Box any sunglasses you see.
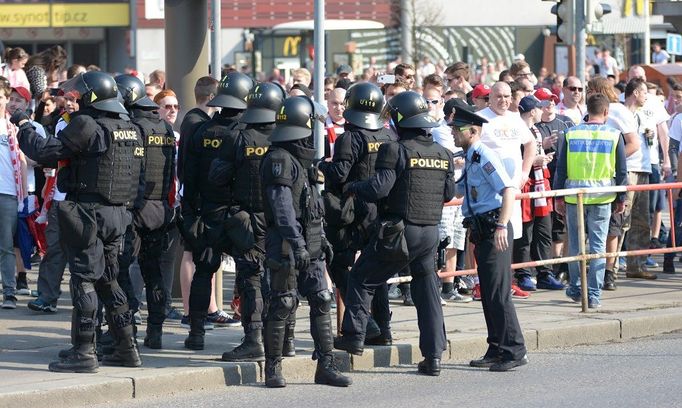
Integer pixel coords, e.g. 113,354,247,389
567,86,584,92
426,99,441,105
164,104,179,110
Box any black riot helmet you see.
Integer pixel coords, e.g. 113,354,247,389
386,91,439,129
207,72,255,110
60,71,127,115
343,82,385,130
240,82,287,124
270,96,317,142
114,74,158,110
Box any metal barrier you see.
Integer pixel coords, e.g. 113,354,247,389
386,181,682,313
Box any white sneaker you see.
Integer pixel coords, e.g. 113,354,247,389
441,291,473,304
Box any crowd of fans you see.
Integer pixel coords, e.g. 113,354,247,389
1,43,681,319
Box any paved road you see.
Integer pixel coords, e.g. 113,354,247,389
92,332,682,408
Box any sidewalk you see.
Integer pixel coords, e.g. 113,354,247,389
1,259,682,408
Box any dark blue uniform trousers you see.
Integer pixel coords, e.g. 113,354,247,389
341,223,446,359
475,224,526,360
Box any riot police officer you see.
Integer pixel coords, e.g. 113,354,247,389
181,71,254,350
209,82,286,361
115,74,179,350
13,72,144,372
260,96,351,388
334,91,455,377
451,103,528,372
318,82,395,345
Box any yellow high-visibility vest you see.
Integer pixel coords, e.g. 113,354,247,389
564,124,621,205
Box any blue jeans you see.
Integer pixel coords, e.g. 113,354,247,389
0,194,18,298
565,203,611,301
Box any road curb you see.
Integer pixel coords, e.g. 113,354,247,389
3,309,682,407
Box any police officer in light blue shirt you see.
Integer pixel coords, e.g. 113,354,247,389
451,100,529,372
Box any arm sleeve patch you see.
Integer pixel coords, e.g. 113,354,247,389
262,153,294,188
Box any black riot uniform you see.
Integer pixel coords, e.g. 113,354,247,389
318,82,395,345
181,71,254,350
334,91,456,377
208,82,285,362
13,72,144,373
260,96,352,388
114,74,179,350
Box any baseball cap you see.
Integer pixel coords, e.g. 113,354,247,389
336,64,352,76
472,84,491,99
11,87,31,102
533,87,559,107
518,95,541,114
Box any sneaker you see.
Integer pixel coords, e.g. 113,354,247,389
472,284,482,301
181,315,214,330
588,298,602,309
618,257,627,272
566,292,581,303
27,298,57,313
645,256,659,268
134,311,142,325
604,270,617,291
207,310,241,327
441,290,473,303
511,284,530,299
516,276,536,291
536,275,565,290
388,285,402,300
166,307,183,320
2,296,17,309
459,276,476,294
16,278,31,296
440,297,446,306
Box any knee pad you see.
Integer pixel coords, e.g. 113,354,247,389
308,290,332,317
70,278,97,317
267,294,297,321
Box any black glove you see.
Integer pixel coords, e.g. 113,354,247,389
10,109,30,126
322,237,334,266
293,246,310,271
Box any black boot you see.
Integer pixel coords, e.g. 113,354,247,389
315,354,352,387
282,316,296,357
184,312,206,350
49,310,98,373
663,258,676,274
401,284,414,306
310,313,352,387
365,319,392,346
264,320,286,388
102,324,142,367
604,270,617,291
365,316,381,341
144,323,163,349
222,328,265,362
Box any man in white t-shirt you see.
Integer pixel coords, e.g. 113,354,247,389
556,76,586,125
621,79,657,280
478,82,536,297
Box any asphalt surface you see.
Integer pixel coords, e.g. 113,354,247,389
91,332,682,408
